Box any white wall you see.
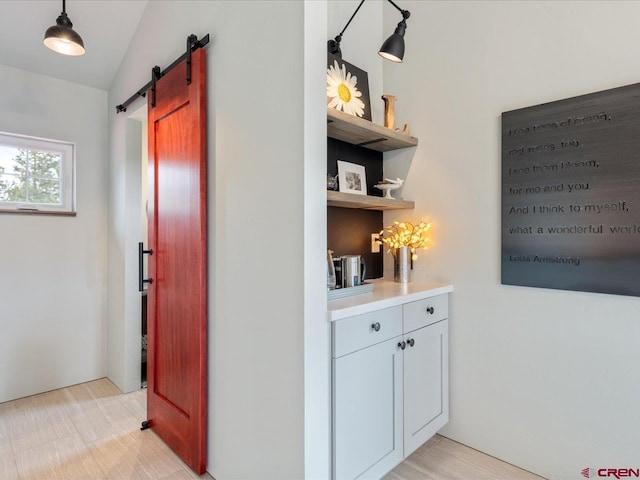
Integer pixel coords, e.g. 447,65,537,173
107,1,323,478
105,115,143,394
383,2,640,478
0,65,107,403
305,2,330,479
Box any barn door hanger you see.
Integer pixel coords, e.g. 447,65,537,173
115,33,210,113
150,66,161,108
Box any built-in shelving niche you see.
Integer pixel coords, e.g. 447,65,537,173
326,109,418,281
327,137,384,279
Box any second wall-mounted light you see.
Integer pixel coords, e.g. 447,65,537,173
327,0,411,63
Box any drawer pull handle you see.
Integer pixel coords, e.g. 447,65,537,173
408,338,415,347
371,322,381,332
426,306,435,315
398,341,406,350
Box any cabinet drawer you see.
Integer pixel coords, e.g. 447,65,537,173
403,294,448,332
333,306,402,358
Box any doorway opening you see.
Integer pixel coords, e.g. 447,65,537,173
126,103,149,390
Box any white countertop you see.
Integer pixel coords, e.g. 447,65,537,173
328,279,453,321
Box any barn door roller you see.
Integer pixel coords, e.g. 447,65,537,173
115,33,209,113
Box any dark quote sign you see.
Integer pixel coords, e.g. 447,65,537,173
502,83,640,297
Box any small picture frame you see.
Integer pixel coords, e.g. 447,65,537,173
337,160,367,196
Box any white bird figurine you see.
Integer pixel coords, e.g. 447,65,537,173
374,177,404,199
384,177,404,186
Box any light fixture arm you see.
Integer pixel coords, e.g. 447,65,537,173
336,0,365,39
328,0,365,57
385,0,410,20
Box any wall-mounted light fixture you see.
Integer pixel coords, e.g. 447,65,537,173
378,1,410,63
328,0,411,63
44,0,85,56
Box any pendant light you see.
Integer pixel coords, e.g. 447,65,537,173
44,0,85,56
327,0,410,63
378,9,410,63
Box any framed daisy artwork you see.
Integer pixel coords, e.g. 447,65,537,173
327,53,372,121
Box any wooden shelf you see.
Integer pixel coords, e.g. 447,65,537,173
327,108,419,152
327,191,415,210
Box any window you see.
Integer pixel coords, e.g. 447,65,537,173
0,131,75,215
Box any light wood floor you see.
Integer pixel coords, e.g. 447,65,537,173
384,435,545,480
1,379,545,480
0,378,212,479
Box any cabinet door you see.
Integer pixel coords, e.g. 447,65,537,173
333,337,403,480
403,319,449,457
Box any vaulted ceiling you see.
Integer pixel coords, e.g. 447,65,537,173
0,1,148,91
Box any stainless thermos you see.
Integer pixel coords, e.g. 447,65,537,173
340,255,366,288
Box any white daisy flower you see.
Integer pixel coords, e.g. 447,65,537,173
327,60,366,117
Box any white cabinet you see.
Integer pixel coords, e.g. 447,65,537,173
332,306,403,480
331,291,450,480
333,337,404,480
402,295,450,457
403,319,449,457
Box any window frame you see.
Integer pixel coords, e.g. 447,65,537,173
0,131,76,215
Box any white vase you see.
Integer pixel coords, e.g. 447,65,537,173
393,246,411,283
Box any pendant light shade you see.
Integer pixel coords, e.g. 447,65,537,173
44,0,85,56
378,12,409,63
